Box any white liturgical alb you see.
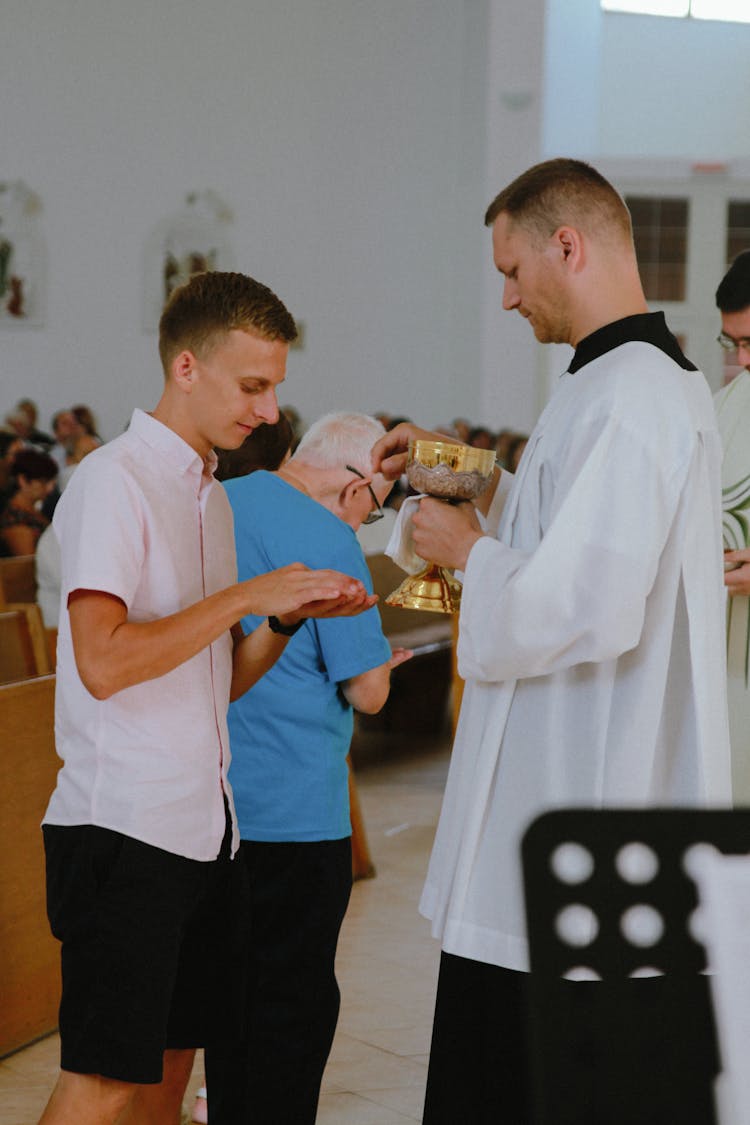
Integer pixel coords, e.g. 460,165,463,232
420,314,732,971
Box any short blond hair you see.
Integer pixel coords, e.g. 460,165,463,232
485,158,632,247
158,271,297,374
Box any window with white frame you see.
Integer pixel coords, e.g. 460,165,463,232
601,1,750,22
615,180,750,389
627,196,689,303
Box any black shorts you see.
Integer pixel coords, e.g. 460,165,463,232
43,816,249,1085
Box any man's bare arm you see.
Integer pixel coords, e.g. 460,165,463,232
230,588,378,700
340,646,413,714
69,564,370,700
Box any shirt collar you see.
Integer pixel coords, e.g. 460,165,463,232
568,311,697,374
128,409,218,487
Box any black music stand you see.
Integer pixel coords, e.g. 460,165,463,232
521,808,750,1125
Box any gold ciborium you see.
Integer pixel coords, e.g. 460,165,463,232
385,439,496,613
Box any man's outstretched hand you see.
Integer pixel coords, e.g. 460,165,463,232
243,563,376,624
725,548,750,597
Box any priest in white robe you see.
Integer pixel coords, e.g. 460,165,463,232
373,158,731,1125
713,251,750,804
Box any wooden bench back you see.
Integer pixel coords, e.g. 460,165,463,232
10,601,53,676
0,674,61,1056
0,603,52,683
0,609,37,683
0,554,37,606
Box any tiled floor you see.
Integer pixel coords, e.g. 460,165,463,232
0,727,450,1124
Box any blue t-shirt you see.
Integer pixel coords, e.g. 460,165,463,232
224,471,391,842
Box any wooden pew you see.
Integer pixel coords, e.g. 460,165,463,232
0,554,37,605
4,602,52,678
348,754,375,880
0,554,57,670
0,674,61,1057
0,610,38,684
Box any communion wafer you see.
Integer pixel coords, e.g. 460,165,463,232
407,461,491,500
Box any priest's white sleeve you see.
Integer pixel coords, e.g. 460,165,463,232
480,468,513,537
458,413,693,683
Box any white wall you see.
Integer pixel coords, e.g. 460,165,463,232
598,11,750,159
543,1,750,161
5,0,750,445
478,0,548,434
542,0,602,160
1,0,488,441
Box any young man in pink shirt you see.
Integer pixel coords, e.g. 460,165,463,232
38,271,374,1125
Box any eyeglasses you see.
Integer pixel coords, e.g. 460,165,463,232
345,464,384,525
717,331,750,352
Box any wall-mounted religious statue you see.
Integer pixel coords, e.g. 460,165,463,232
143,190,234,330
0,180,45,327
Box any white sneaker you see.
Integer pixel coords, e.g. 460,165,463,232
191,1086,208,1124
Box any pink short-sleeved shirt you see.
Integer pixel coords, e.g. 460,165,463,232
43,409,239,861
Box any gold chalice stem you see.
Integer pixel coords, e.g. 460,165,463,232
385,560,462,614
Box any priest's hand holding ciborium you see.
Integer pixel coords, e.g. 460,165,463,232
371,424,497,613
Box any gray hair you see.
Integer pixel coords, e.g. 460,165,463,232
292,411,385,473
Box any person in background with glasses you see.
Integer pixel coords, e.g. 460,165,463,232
714,250,750,803
205,410,412,1125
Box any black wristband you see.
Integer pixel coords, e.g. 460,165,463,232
267,614,306,637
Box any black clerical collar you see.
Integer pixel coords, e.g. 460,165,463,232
568,311,697,374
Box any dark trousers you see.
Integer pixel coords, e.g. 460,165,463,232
206,837,352,1125
423,952,720,1125
423,954,533,1125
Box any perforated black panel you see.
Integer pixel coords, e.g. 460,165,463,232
520,808,750,1125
